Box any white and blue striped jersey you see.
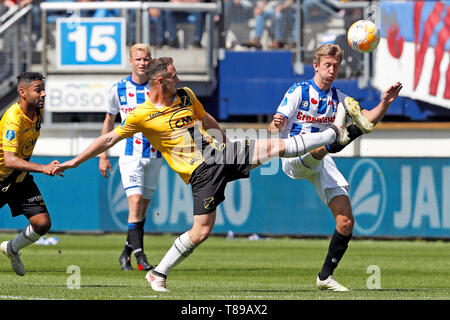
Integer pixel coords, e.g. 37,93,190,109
276,79,349,139
106,75,162,159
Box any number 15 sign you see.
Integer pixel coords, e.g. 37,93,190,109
56,18,126,70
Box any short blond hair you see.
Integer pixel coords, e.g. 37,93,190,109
313,44,344,66
129,43,151,59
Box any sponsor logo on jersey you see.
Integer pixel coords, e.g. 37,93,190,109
21,137,38,158
169,109,195,130
5,130,15,141
296,111,335,124
121,107,135,114
348,159,387,235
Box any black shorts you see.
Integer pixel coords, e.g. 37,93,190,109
190,139,255,215
0,174,48,218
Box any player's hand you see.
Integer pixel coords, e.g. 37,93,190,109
99,157,113,178
52,159,78,177
43,160,63,177
382,81,403,106
272,113,287,130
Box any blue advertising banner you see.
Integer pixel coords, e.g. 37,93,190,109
56,18,126,69
1,157,449,238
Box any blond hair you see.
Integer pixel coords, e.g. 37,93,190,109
129,43,151,59
313,44,344,66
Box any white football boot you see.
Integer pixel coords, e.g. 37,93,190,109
344,96,374,134
331,102,350,145
316,275,349,292
1,241,25,276
146,270,169,292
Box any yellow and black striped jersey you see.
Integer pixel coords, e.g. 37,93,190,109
115,87,216,184
0,103,43,183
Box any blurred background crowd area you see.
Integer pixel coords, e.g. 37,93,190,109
0,0,367,65
1,0,447,125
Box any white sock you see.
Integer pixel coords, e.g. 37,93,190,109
301,153,322,169
283,128,336,157
11,224,42,253
154,232,196,276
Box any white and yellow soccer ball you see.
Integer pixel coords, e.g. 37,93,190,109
347,20,380,53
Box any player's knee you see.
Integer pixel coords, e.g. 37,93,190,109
198,228,212,243
337,215,354,234
32,219,52,235
191,227,212,245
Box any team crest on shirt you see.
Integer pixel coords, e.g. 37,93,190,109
5,130,15,141
179,94,192,108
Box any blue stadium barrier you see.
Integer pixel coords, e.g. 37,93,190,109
1,156,449,238
217,50,441,121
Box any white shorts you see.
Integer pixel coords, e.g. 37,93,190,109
118,156,163,199
281,154,349,205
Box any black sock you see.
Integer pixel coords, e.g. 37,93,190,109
122,233,133,256
318,229,352,280
129,220,146,259
127,222,141,258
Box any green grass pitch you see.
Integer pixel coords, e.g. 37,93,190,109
0,233,448,300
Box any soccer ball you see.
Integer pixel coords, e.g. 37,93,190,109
347,20,380,53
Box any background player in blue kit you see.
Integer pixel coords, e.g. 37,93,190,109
269,44,402,291
99,43,163,271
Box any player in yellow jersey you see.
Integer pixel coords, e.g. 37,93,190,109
0,72,62,276
53,57,352,292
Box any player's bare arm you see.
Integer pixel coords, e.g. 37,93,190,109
3,151,61,176
98,113,116,178
54,130,123,175
361,81,403,125
199,112,229,144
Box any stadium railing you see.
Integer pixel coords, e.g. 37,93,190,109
0,4,33,108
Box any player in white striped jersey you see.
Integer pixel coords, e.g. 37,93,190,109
99,43,163,271
269,44,402,291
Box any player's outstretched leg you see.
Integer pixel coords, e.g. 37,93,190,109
344,97,374,134
332,102,350,145
281,101,350,159
1,240,25,276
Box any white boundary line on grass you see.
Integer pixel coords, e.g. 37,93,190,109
0,295,64,300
